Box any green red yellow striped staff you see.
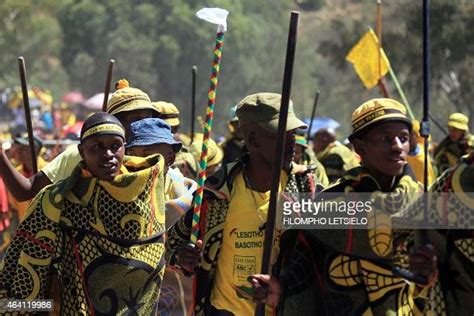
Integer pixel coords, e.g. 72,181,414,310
191,8,229,244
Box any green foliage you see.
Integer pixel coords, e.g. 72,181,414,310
0,0,472,140
295,0,325,11
309,0,474,139
0,0,69,97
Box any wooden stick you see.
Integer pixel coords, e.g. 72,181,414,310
376,0,382,80
18,57,38,174
393,0,430,286
306,90,320,139
376,1,391,99
255,11,299,316
191,65,197,143
420,0,431,245
378,78,390,98
102,59,115,112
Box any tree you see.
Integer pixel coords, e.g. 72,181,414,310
0,0,69,99
58,0,295,136
312,0,474,139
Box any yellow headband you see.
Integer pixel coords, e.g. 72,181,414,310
81,123,125,141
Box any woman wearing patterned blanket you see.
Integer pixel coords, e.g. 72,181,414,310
0,112,167,315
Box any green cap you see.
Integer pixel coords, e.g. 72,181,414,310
236,92,307,133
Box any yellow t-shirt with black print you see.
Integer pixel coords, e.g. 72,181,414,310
211,170,287,315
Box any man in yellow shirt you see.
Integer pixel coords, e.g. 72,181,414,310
167,93,328,315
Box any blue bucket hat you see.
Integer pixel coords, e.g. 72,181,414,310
127,118,182,152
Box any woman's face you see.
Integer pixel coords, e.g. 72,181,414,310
78,134,125,181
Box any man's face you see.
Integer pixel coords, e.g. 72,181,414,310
246,125,296,170
448,126,465,142
114,109,157,141
312,130,333,154
355,122,410,177
127,143,176,167
78,134,125,181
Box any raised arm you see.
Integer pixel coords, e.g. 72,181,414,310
0,145,51,201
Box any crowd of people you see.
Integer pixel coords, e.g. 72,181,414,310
0,79,472,315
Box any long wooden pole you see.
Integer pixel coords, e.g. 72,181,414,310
375,0,391,98
421,0,431,197
419,0,431,264
306,90,320,139
102,59,115,112
255,11,299,316
191,65,197,143
18,57,38,174
392,0,430,286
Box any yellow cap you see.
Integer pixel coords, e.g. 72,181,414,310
349,98,412,141
189,133,223,167
153,101,180,127
174,151,198,174
106,80,159,115
447,113,469,131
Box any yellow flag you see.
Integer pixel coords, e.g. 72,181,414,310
346,29,390,89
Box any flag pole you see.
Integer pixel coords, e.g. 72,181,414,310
375,1,391,98
306,90,320,139
18,57,38,174
102,59,115,112
256,11,299,316
388,67,415,119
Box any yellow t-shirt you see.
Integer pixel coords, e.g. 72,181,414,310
41,145,82,183
406,146,436,186
210,170,287,315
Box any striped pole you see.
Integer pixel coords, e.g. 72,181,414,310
191,8,228,244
